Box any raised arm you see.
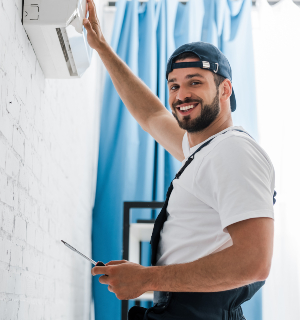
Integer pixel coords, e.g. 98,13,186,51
83,0,185,162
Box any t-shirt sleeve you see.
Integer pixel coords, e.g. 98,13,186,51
193,136,275,233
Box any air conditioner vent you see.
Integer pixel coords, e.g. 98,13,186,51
56,28,78,77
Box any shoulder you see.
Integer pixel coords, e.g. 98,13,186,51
191,130,275,219
192,130,275,188
203,131,273,172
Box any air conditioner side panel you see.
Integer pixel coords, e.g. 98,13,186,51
25,25,72,79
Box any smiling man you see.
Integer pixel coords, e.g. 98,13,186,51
167,51,232,141
83,1,276,319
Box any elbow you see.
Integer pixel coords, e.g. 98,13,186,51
139,117,150,132
257,266,271,281
253,259,272,281
140,122,149,133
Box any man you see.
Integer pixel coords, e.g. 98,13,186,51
84,0,275,319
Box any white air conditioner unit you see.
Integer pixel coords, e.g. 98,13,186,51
22,0,93,79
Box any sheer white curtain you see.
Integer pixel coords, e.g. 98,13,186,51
252,0,300,319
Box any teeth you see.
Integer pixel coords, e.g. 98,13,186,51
180,104,196,111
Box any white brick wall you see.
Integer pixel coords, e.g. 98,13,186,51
0,0,106,319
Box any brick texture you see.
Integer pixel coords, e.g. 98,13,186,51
0,0,106,319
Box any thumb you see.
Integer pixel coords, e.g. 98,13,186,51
83,18,96,35
83,18,91,30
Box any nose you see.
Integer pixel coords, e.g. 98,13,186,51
176,85,192,102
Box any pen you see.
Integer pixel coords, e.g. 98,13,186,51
61,240,105,266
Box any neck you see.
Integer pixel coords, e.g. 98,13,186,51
187,117,234,148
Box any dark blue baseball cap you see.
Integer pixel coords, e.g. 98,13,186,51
166,41,236,112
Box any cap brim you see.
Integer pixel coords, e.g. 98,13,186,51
230,87,236,112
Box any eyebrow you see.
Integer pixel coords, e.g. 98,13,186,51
167,73,206,84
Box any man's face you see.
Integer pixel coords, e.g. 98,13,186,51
167,57,220,133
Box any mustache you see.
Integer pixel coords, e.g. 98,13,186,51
173,98,202,109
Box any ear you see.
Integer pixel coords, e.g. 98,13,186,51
220,79,232,102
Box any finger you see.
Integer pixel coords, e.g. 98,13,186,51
99,275,109,285
105,260,127,266
83,18,92,30
91,266,108,276
86,0,97,21
83,18,97,37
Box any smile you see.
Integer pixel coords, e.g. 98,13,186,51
176,103,199,115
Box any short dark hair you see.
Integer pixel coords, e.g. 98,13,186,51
173,51,226,89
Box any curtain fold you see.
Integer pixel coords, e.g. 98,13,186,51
92,1,258,319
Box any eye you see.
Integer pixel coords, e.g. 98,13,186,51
170,85,179,91
191,81,201,85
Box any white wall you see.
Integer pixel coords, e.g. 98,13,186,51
252,2,300,320
0,0,107,319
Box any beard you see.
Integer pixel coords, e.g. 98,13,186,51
172,89,220,133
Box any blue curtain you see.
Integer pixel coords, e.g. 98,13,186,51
92,1,259,319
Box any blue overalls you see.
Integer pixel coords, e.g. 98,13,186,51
128,129,276,320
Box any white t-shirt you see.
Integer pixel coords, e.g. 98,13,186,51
156,126,275,266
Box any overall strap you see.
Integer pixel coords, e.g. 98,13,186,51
175,138,215,179
150,133,219,266
176,128,244,180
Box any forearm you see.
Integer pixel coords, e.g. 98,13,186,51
147,245,268,292
96,40,166,131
